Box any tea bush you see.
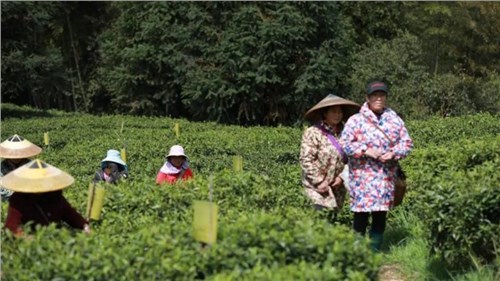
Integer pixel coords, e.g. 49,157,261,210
1,104,499,277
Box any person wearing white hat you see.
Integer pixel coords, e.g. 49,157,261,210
156,145,193,185
93,149,128,184
3,159,90,237
300,94,360,213
0,134,42,201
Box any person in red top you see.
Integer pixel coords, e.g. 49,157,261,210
156,145,194,185
3,159,90,237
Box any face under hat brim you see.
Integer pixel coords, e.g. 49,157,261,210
1,159,74,193
304,95,360,123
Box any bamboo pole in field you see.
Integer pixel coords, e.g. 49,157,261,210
174,122,180,138
44,132,50,146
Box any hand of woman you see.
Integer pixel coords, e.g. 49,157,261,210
317,180,330,193
378,152,395,163
364,148,383,159
331,176,343,190
83,224,91,235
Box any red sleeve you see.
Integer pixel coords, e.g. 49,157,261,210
156,171,169,184
183,168,194,180
61,197,88,229
5,203,23,235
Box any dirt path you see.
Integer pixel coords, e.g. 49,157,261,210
379,264,405,281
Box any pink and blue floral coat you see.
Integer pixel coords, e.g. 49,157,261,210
340,102,413,212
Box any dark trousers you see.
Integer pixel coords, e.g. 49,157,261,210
353,211,387,235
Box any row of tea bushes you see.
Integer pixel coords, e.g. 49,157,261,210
1,103,499,276
406,113,499,148
404,135,500,269
2,211,379,280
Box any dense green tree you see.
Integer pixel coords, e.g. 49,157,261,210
98,2,355,124
406,2,500,76
1,1,110,112
97,2,211,116
347,33,430,118
340,1,417,45
1,2,70,110
1,2,498,123
182,2,354,124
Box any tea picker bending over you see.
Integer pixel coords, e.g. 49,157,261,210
0,134,42,201
156,145,193,185
3,160,90,237
94,149,128,184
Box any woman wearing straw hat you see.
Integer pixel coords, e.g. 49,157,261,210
300,94,360,212
3,159,90,237
94,149,128,184
0,134,42,201
340,81,413,251
156,145,194,185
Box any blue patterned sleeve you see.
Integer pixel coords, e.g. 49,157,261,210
393,120,413,160
340,116,367,158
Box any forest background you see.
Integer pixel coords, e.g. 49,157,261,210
1,1,499,125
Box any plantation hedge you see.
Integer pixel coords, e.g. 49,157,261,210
2,211,380,280
1,104,499,276
404,135,500,269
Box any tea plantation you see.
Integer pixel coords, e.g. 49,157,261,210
1,104,499,280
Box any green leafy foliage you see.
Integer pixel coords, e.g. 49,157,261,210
346,33,429,117
1,106,498,278
0,107,378,279
2,2,499,124
401,118,500,270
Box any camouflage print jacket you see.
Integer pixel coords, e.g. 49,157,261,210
300,123,347,209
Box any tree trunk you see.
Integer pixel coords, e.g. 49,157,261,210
65,9,87,112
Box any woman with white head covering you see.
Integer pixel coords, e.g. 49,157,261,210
3,159,90,237
156,145,194,185
0,134,42,200
94,149,128,184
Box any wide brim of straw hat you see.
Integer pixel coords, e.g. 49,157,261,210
304,95,360,123
0,135,42,159
1,159,74,193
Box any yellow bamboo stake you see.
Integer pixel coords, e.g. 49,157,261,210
86,182,106,220
233,155,243,172
120,148,127,163
43,132,50,146
174,122,180,137
193,176,218,244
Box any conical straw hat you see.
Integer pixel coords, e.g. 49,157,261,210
0,134,42,159
304,94,360,123
1,159,74,193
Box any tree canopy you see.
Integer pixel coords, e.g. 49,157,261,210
2,2,499,125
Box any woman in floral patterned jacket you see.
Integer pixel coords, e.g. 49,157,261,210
300,94,360,212
340,81,413,251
